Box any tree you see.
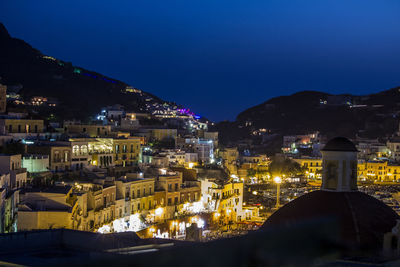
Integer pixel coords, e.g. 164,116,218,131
247,168,256,178
268,156,303,177
159,137,175,149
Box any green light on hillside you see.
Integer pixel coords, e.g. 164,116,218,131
73,68,81,74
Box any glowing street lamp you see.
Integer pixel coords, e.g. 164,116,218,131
155,207,164,217
274,176,282,208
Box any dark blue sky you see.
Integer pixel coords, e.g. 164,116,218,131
1,1,400,121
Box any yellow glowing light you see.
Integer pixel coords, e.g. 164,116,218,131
155,207,164,216
274,176,282,184
188,162,194,169
252,191,258,195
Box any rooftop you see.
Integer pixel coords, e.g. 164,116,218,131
22,185,72,195
321,137,358,152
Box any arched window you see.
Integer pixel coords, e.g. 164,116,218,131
72,145,79,156
81,145,88,155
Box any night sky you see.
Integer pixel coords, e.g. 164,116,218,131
1,1,400,121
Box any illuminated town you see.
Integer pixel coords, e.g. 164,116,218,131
2,2,400,266
2,76,400,264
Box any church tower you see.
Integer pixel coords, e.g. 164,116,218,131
263,136,399,252
321,137,358,192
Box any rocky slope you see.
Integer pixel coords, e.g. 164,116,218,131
0,23,169,121
213,88,400,145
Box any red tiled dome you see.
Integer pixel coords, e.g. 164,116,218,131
262,190,399,250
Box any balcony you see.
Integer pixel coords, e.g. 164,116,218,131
105,202,114,208
212,193,239,200
11,168,27,175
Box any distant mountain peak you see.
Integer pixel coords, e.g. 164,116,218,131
0,23,11,39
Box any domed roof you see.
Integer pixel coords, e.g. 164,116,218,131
321,137,358,152
261,190,399,250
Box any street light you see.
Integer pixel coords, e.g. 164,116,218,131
274,176,282,208
155,207,164,217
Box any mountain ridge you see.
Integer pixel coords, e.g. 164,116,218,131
0,22,170,121
213,86,400,146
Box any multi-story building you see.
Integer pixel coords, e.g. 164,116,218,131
357,159,368,181
387,138,400,162
195,139,214,164
240,154,269,164
158,149,186,166
185,153,198,164
0,172,18,233
17,186,77,231
362,161,388,182
200,178,244,222
150,129,177,142
87,138,114,168
0,119,44,135
180,181,201,204
22,155,49,173
125,112,151,120
113,137,141,167
27,144,72,172
386,164,400,182
120,116,140,130
64,122,112,137
282,132,321,155
69,139,91,171
84,183,117,230
292,157,323,178
355,139,389,160
0,154,27,189
219,147,239,175
357,160,400,182
177,138,214,164
100,184,116,225
204,131,218,148
154,171,182,219
116,174,155,216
